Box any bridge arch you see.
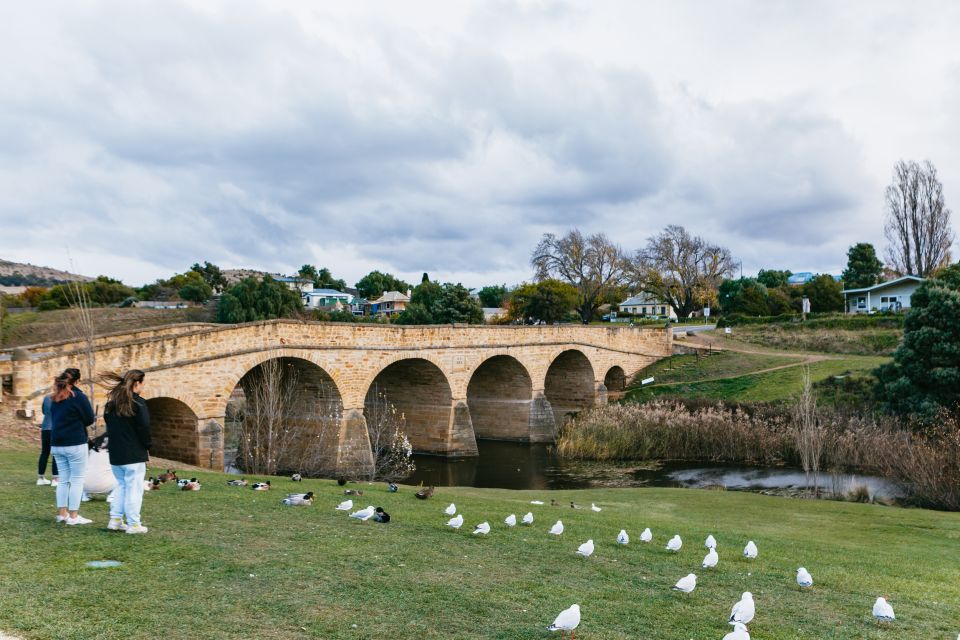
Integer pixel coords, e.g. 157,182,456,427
364,357,472,455
604,365,627,401
466,355,533,441
227,356,344,475
145,397,201,465
545,349,596,427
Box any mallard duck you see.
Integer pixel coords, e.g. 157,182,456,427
158,470,178,483
251,481,271,491
227,479,248,487
176,478,189,488
373,507,390,523
343,489,363,496
337,477,347,486
291,473,302,482
282,491,314,506
415,486,434,500
182,478,201,491
387,483,398,493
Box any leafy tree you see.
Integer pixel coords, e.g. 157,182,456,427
395,281,483,325
718,278,770,316
355,271,411,300
757,269,792,289
532,229,628,322
508,280,579,324
875,263,960,420
394,302,433,324
45,276,136,307
766,287,794,315
803,274,844,312
217,276,303,324
478,284,508,308
631,225,736,319
19,287,47,307
190,261,227,293
842,243,884,289
300,264,346,291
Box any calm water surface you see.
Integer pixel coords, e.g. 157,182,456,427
408,440,903,499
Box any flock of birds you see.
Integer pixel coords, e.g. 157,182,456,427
146,471,921,637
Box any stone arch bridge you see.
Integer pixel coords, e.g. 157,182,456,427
1,320,671,474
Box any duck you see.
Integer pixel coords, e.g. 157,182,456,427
344,489,363,496
550,499,559,507
176,478,189,488
569,501,580,509
144,477,160,491
415,486,435,500
181,478,201,491
291,473,302,482
158,470,178,483
337,477,347,486
251,481,271,491
590,503,601,512
373,507,391,523
387,483,398,493
282,491,314,506
227,479,248,487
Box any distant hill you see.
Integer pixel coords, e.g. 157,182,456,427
0,259,92,286
222,268,273,285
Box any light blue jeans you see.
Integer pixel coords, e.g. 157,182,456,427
110,463,146,526
51,445,88,511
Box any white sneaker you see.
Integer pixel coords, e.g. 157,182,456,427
80,493,90,502
126,524,149,535
107,518,128,531
51,479,59,487
37,477,51,486
55,515,68,523
65,515,92,526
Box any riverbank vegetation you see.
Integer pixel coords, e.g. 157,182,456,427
556,401,960,511
1,450,959,639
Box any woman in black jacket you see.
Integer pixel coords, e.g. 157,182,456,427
101,370,151,534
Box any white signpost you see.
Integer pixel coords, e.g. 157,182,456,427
641,377,655,386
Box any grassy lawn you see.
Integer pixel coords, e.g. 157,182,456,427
722,325,902,357
628,356,889,404
2,451,958,639
634,350,804,386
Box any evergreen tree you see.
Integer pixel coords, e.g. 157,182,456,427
842,243,884,289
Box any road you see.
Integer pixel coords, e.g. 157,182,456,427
672,324,716,335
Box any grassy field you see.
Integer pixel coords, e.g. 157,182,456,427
635,350,804,386
722,325,902,356
1,451,958,639
0,306,214,348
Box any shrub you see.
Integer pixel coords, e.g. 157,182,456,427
37,300,60,311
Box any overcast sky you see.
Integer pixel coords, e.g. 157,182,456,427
1,1,958,288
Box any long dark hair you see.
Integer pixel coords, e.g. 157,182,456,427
51,368,82,403
100,370,145,417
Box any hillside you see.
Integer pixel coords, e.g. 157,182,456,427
0,259,92,286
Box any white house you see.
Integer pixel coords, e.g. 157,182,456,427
302,288,354,309
618,294,678,320
842,276,924,314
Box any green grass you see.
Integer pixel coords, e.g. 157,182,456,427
628,356,889,404
2,451,958,639
635,351,803,386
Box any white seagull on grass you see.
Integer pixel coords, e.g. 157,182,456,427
705,534,717,549
616,530,629,545
444,503,456,516
349,505,375,521
504,514,517,527
522,512,534,525
743,540,758,559
335,499,353,511
547,604,580,639
590,503,601,512
666,534,682,552
702,548,719,569
723,622,750,640
672,573,697,593
576,540,594,558
549,520,564,536
473,521,490,535
797,567,813,588
729,592,755,625
640,527,652,543
873,597,895,622
446,514,464,530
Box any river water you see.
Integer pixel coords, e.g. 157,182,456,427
407,440,904,500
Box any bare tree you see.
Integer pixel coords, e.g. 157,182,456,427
630,225,736,319
232,360,339,476
884,159,954,277
364,385,416,482
793,368,824,496
531,229,628,322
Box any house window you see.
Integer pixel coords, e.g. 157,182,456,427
857,297,866,309
660,306,666,315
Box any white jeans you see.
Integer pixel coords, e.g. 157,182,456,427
109,463,146,526
51,444,88,511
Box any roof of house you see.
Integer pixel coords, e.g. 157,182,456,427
304,289,351,296
620,294,667,306
842,275,925,295
370,291,410,303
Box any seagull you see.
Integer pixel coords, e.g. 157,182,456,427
702,548,719,569
549,520,564,536
590,503,601,512
640,527,652,543
446,514,464,530
797,567,813,588
530,500,545,505
873,597,895,622
616,529,629,545
743,541,758,559
705,534,717,549
444,503,457,516
729,592,755,625
723,622,750,640
473,521,491,535
282,492,314,506
349,505,375,521
522,512,534,525
504,513,517,527
335,499,353,511
666,534,682,552
576,539,594,557
547,603,580,639
672,573,697,593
